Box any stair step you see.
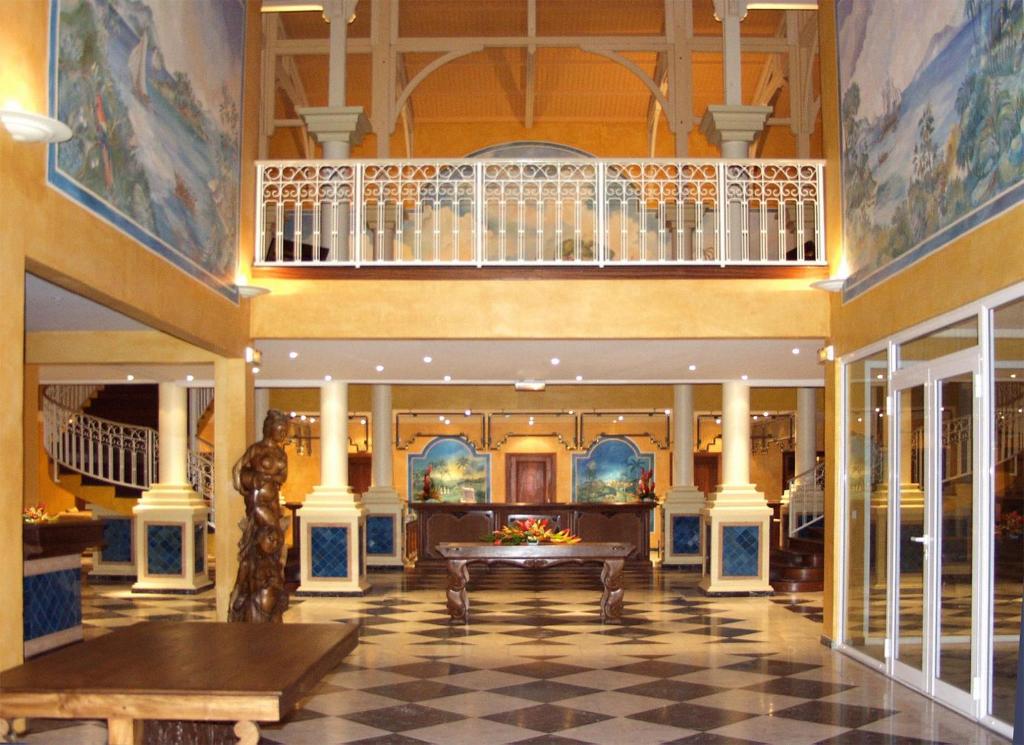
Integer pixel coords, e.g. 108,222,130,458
788,537,825,554
771,578,824,593
771,550,824,568
771,565,824,582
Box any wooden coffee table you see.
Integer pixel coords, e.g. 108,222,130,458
437,541,634,622
0,621,358,745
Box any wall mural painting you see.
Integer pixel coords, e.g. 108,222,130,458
572,436,653,504
838,0,1024,298
48,0,245,298
408,437,490,503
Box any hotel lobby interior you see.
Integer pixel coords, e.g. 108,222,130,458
3,0,1024,743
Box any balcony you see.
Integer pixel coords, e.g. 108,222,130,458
254,159,824,271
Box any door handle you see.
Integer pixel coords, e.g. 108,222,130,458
909,535,930,545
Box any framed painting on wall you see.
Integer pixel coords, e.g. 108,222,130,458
408,436,490,503
572,436,653,504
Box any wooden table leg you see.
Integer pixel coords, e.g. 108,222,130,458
600,558,625,621
445,559,471,621
234,720,260,745
107,717,141,745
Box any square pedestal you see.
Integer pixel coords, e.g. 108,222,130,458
362,487,405,568
89,507,136,582
132,491,210,593
662,486,706,567
700,487,772,595
24,554,83,657
298,500,370,595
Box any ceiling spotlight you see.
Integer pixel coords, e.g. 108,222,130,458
290,411,297,417
360,418,367,425
252,366,260,374
575,374,583,382
324,374,332,382
515,380,546,391
443,375,452,382
438,415,446,422
550,357,560,366
444,418,451,425
423,356,432,364
289,351,299,359
126,374,135,381
876,373,885,380
568,409,575,415
762,411,768,416
375,364,384,372
715,417,721,424
617,415,624,422
464,409,472,416
300,415,307,421
740,374,749,381
310,417,317,423
186,374,194,382
753,415,759,420
665,409,672,416
791,347,800,355
688,364,697,371
1012,373,1018,379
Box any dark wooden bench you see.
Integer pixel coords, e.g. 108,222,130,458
0,621,358,745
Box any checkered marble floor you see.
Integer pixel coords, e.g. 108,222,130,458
18,566,1012,745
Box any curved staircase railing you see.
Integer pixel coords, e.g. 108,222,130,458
42,386,215,520
786,460,825,538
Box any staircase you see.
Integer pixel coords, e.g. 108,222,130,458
771,525,824,592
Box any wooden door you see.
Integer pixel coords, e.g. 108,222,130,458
693,453,720,496
506,453,556,503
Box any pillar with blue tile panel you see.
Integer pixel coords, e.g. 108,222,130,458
23,554,82,657
299,380,370,595
663,384,708,567
89,506,136,582
700,381,772,594
132,383,211,593
362,384,405,567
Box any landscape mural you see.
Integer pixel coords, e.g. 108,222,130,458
572,436,653,503
49,0,245,297
408,437,489,503
838,0,1024,297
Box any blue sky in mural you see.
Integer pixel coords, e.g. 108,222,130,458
573,436,653,503
838,0,1024,297
408,437,489,503
49,0,245,297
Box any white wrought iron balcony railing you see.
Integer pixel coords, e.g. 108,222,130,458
255,159,825,268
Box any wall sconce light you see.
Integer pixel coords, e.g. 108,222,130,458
817,345,835,363
234,270,269,298
810,277,844,293
0,110,72,143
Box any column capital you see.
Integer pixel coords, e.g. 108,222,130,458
321,0,358,24
712,0,750,22
699,104,772,156
297,106,371,152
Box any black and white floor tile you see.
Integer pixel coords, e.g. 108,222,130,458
15,565,1011,744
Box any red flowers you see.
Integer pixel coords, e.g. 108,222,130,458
483,518,581,545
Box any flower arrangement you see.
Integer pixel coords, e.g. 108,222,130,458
23,503,55,524
483,518,581,545
998,510,1023,539
635,468,657,501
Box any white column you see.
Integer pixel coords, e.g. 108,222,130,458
717,0,744,108
720,380,751,486
363,384,404,566
324,0,355,112
663,383,706,567
133,383,210,593
253,387,271,443
319,380,349,490
796,387,817,476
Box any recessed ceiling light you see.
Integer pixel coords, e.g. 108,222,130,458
665,409,672,416
252,366,260,374
741,374,749,380
753,415,759,420
792,347,800,355
360,418,366,425
1012,373,1018,379
464,409,472,416
715,417,721,424
876,373,884,380
310,417,317,423
688,364,697,371
762,411,768,416
443,375,451,382
300,415,307,421
438,415,446,422
423,355,432,364
550,357,560,366
617,415,624,421
324,374,332,382
290,411,297,417
289,351,299,359
874,407,880,413
444,418,451,425
126,374,135,381
575,374,583,382
568,409,575,414
186,374,194,382
375,364,384,372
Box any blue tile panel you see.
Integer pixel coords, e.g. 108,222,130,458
359,525,366,576
366,516,395,556
100,518,132,564
24,568,81,641
311,526,349,578
722,525,760,577
147,524,183,576
194,522,205,574
671,515,701,556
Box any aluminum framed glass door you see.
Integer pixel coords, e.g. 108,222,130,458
890,352,980,716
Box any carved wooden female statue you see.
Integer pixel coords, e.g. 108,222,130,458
228,410,291,623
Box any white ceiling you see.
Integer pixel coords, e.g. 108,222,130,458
25,274,825,387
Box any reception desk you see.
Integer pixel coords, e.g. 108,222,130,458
410,502,652,565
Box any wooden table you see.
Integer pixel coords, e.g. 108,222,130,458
437,542,634,622
0,621,358,745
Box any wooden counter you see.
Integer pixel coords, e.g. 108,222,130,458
410,501,652,565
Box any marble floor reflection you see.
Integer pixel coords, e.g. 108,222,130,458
20,565,1013,744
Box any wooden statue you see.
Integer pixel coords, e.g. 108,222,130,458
228,410,290,623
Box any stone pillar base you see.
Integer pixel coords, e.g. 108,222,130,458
298,487,370,595
662,486,706,567
132,485,210,593
361,486,406,567
89,506,136,581
700,484,773,595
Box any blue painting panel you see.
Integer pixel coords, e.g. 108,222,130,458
408,437,490,503
572,436,653,503
24,568,81,641
194,522,205,574
672,515,701,556
147,524,183,576
722,525,760,577
366,516,395,556
48,0,246,298
837,0,1024,298
100,517,132,563
311,526,349,579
